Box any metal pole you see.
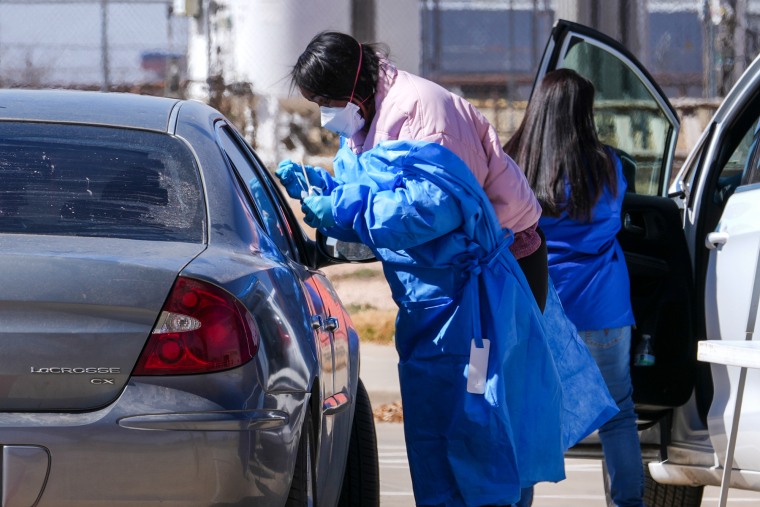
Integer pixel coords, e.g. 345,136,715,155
733,0,747,84
718,366,746,507
433,0,441,76
206,0,212,79
702,0,714,98
101,0,110,91
638,0,649,67
351,0,375,42
507,0,514,100
531,0,538,70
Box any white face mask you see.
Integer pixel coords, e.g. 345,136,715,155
320,102,365,138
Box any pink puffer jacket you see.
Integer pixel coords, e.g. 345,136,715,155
346,59,541,258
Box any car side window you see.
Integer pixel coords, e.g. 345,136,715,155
717,120,756,191
741,124,760,186
561,39,677,196
711,116,758,200
216,126,295,259
700,117,758,237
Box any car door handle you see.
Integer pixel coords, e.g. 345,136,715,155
623,213,645,235
705,231,729,250
324,317,340,332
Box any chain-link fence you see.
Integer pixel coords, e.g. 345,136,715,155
0,0,187,93
415,0,760,102
3,0,759,168
4,1,760,100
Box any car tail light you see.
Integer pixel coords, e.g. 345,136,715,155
133,277,259,375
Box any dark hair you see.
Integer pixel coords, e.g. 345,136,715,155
504,68,616,221
290,31,387,104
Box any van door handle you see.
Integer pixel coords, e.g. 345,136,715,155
706,231,729,250
623,213,645,235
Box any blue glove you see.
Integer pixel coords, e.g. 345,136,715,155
301,195,336,229
275,159,327,199
275,160,306,199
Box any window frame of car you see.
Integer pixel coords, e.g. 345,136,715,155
740,122,760,187
214,121,307,262
692,105,760,238
685,67,760,221
534,19,680,199
671,124,712,210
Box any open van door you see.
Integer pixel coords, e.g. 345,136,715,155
533,20,694,423
683,58,760,486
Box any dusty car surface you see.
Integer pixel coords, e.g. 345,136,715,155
0,89,378,507
534,19,760,506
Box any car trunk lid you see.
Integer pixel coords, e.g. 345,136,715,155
0,234,204,411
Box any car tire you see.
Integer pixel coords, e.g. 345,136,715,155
642,464,703,507
602,460,704,507
338,378,380,507
286,405,316,507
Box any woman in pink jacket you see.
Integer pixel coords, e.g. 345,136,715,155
283,31,548,311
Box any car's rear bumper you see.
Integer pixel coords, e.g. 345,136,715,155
0,380,308,507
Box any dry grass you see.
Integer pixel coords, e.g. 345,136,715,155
324,263,397,345
330,267,383,281
373,401,404,422
347,307,397,345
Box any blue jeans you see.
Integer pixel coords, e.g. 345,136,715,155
582,326,644,507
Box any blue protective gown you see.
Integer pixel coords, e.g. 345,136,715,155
318,141,617,506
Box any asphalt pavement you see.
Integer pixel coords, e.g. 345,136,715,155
360,342,760,506
359,342,402,407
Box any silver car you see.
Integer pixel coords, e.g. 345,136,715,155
0,89,378,507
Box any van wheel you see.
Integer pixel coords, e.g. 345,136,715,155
286,406,316,507
338,379,380,507
603,460,703,506
642,464,703,507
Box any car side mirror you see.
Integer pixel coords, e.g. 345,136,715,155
668,179,687,199
316,231,376,264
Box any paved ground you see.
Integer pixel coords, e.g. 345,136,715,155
361,342,760,506
341,264,760,505
360,342,401,406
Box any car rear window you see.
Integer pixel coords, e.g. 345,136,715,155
0,122,205,242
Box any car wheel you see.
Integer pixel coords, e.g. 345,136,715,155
603,460,704,507
286,405,316,507
642,464,703,507
338,378,380,507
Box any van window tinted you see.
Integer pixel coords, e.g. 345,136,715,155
562,37,677,196
0,123,205,242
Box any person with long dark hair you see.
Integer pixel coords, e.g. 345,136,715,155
276,30,549,310
275,32,621,507
504,68,643,507
287,137,618,507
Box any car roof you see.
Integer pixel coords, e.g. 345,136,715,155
0,88,181,132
